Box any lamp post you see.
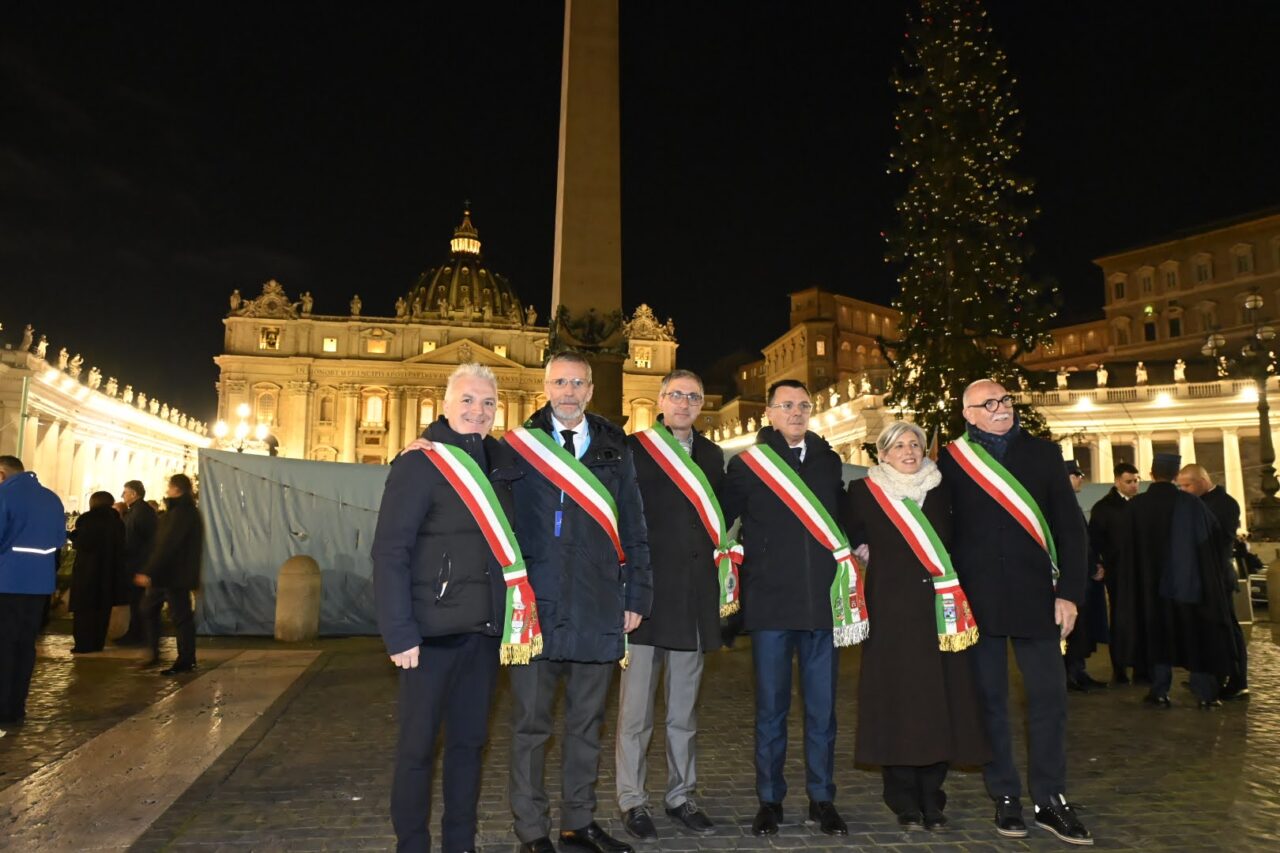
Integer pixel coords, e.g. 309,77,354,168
213,402,268,453
1202,288,1280,539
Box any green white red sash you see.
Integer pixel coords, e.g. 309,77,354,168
415,442,541,664
864,478,979,651
634,426,742,616
505,426,625,564
945,435,1059,586
740,444,868,646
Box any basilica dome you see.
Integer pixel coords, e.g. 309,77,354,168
403,209,526,326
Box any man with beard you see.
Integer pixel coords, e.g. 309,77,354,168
616,369,726,840
1088,463,1142,685
1175,463,1248,701
1130,454,1236,709
723,379,853,839
938,380,1090,846
504,352,651,853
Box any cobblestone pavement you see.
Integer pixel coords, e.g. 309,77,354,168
4,621,1280,851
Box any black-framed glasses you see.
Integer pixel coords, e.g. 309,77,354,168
662,390,704,405
966,395,1015,412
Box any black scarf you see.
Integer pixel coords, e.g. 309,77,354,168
966,414,1021,461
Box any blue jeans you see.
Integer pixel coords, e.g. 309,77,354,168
751,629,838,803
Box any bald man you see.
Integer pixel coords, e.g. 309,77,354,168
938,379,1090,845
1175,464,1248,700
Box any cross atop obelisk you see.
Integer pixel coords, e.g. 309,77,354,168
549,0,626,423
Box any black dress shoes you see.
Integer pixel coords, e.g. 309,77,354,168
621,806,657,840
161,662,197,676
896,811,924,831
1143,692,1171,708
1198,699,1223,710
665,800,714,835
1034,794,1093,845
994,795,1028,838
751,802,782,836
808,800,848,836
560,822,634,853
518,838,555,853
924,812,949,832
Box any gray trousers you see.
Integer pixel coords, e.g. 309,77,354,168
509,658,614,842
615,642,704,811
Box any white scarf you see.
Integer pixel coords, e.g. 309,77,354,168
867,457,942,505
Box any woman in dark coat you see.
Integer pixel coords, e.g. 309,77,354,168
69,491,126,653
844,421,990,832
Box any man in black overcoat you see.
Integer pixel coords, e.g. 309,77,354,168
938,379,1090,846
372,363,517,853
616,370,723,840
506,352,651,853
1063,461,1108,691
134,473,203,675
1175,463,1248,700
1130,454,1237,709
1088,463,1141,684
116,479,157,645
68,490,126,653
722,379,849,838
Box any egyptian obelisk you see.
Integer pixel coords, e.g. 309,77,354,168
550,0,626,422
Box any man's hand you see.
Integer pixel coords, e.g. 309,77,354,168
1092,563,1105,581
1054,598,1078,639
623,611,642,633
390,646,420,669
399,438,435,456
133,573,151,588
853,544,870,565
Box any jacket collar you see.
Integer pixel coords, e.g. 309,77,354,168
527,404,625,462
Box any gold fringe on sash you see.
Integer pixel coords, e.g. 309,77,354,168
937,625,979,652
719,600,740,618
500,633,543,665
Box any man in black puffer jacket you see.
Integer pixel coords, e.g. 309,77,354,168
722,379,849,839
373,363,519,853
136,473,204,676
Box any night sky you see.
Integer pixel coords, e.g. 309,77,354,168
5,2,1280,417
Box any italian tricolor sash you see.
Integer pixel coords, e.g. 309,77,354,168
945,435,1059,587
741,444,869,646
864,478,979,651
634,426,743,616
415,442,541,664
505,426,625,564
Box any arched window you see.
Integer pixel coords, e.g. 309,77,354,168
319,394,335,424
494,401,506,430
364,395,384,424
419,399,434,426
256,392,277,426
631,403,653,432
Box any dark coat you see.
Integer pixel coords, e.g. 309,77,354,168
69,506,127,611
844,478,990,767
1090,488,1135,649
1202,486,1240,569
938,429,1087,639
1128,481,1237,673
142,493,204,590
506,405,652,663
626,421,725,652
122,499,158,572
722,427,844,632
371,418,517,655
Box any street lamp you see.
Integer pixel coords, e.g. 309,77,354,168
1203,288,1280,538
214,402,268,453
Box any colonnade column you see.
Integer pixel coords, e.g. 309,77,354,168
1059,437,1075,461
1178,430,1196,465
1096,434,1113,481
387,389,402,455
338,384,359,463
1137,433,1154,478
1222,427,1247,532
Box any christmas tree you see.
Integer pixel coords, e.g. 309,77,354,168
882,0,1057,442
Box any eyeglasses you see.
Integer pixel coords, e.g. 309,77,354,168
965,395,1015,412
662,390,704,405
768,401,813,414
546,377,589,390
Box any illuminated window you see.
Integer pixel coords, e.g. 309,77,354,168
493,344,508,358
256,392,276,425
494,401,506,429
366,339,388,354
419,399,434,425
364,395,384,423
634,345,652,369
421,341,437,354
631,403,653,431
258,327,280,350
816,338,827,356
322,337,338,353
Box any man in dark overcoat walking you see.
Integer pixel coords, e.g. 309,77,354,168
1088,462,1141,684
135,473,203,675
69,491,126,653
938,379,1090,846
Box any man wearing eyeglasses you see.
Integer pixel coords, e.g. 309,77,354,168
722,379,849,838
506,351,651,853
938,379,1090,846
615,369,724,841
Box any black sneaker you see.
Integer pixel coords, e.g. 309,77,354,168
622,806,657,840
1034,794,1093,845
994,795,1027,838
665,800,714,835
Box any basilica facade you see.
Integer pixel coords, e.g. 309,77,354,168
214,210,677,463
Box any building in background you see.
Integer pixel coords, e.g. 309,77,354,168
214,210,677,463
